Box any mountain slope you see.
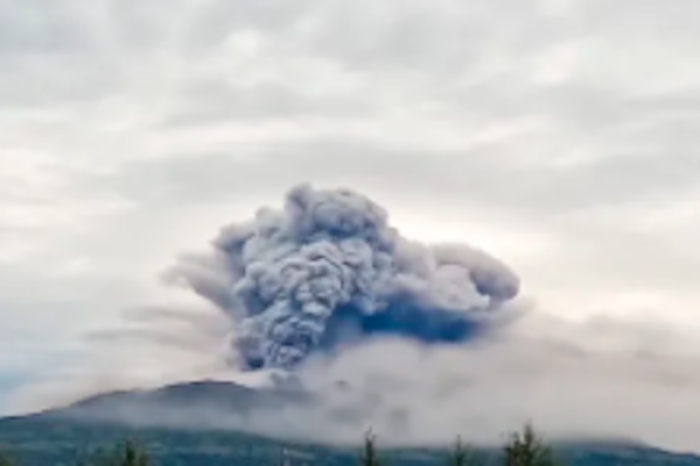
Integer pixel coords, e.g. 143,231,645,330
29,380,313,430
1,380,700,466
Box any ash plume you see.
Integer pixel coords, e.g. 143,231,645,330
166,184,520,370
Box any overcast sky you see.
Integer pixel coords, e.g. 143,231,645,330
2,0,700,450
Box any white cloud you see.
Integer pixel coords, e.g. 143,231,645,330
14,310,700,453
291,319,700,452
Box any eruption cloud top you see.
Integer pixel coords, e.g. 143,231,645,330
168,185,520,370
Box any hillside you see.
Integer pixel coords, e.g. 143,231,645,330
1,381,699,466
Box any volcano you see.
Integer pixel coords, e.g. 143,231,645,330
2,381,700,466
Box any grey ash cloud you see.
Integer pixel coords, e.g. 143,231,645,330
168,184,519,369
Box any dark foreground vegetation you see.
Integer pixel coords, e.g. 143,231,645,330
0,423,558,466
1,416,699,466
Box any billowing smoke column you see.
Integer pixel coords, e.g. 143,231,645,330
168,185,520,370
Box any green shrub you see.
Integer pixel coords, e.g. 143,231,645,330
0,450,14,466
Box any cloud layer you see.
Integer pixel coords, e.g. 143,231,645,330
3,0,700,453
15,309,700,454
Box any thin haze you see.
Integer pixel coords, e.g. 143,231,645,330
2,0,700,453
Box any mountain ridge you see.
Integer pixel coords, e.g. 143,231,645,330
2,380,700,466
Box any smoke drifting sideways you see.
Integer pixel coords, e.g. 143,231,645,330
166,184,520,371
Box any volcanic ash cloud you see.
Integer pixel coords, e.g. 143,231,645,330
166,184,520,370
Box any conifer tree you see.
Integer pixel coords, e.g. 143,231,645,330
360,430,380,466
448,436,483,466
501,423,557,466
97,440,150,466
